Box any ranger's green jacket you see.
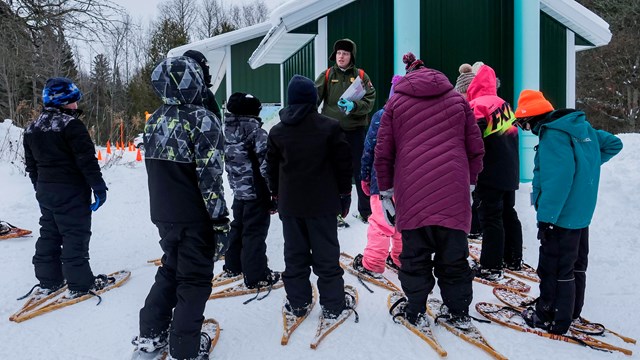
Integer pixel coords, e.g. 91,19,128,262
315,58,376,130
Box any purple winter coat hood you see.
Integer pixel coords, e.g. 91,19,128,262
374,68,485,232
393,67,453,99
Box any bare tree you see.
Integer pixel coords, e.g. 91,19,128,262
198,0,225,39
6,0,125,44
576,0,640,132
242,1,268,27
158,0,198,37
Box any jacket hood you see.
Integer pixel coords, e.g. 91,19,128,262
538,109,589,138
466,65,497,101
393,68,453,98
151,56,206,106
279,103,316,126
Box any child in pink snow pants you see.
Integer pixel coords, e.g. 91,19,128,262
357,75,404,273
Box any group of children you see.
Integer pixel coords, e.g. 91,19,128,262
21,39,622,359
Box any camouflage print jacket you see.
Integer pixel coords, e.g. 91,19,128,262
144,56,228,223
224,114,269,201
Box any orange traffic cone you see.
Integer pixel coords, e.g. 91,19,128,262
97,150,103,160
136,148,142,162
106,140,112,154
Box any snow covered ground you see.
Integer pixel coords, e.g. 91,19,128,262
0,119,638,359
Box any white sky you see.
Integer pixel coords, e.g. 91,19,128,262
111,0,288,24
75,0,288,71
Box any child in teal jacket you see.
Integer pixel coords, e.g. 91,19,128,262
513,90,622,335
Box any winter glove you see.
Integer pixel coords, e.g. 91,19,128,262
90,188,107,212
379,188,396,226
212,217,230,261
337,99,355,115
537,222,553,241
212,217,230,234
269,195,278,215
339,194,351,218
361,180,371,196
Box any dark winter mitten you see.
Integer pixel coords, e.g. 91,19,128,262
339,194,351,218
379,189,396,226
90,186,108,212
269,195,278,215
537,222,553,241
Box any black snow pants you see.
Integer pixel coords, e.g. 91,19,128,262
281,215,345,313
224,197,271,286
139,222,215,360
344,127,371,219
476,185,523,269
399,226,473,317
536,224,589,334
33,182,95,292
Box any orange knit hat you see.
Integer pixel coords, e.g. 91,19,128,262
515,90,554,118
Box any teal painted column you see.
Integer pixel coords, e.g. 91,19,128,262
394,0,420,75
514,0,540,182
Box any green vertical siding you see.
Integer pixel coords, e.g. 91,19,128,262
231,37,280,103
283,40,315,106
540,12,567,108
214,74,226,104
327,0,394,114
420,0,514,105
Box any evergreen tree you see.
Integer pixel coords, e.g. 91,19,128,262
87,54,112,144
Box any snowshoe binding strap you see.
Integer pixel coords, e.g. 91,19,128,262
243,287,262,305
345,292,359,323
389,296,408,324
242,281,275,305
470,315,491,324
92,291,103,306
17,284,41,300
357,275,374,293
573,318,606,336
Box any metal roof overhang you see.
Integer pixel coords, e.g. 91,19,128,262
248,0,356,69
166,22,272,91
540,0,612,48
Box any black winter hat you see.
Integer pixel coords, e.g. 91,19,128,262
226,92,262,116
183,50,212,87
329,39,356,64
287,75,317,106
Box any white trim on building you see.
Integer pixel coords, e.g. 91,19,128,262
248,0,356,69
167,22,272,92
540,0,611,48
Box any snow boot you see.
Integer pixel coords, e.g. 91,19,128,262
352,254,383,279
385,253,400,272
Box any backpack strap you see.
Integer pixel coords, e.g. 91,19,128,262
359,69,364,80
325,68,331,84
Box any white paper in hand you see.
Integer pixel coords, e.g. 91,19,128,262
340,76,366,101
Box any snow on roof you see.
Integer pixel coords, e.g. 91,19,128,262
248,0,355,69
541,0,611,47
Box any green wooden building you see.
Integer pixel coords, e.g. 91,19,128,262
171,0,611,181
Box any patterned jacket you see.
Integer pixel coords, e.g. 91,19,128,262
224,114,269,200
144,56,228,223
24,107,106,191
